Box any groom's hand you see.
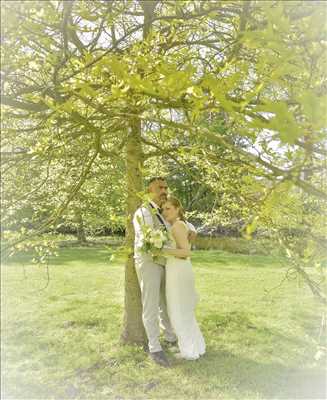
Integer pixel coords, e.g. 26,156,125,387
188,230,197,244
151,248,163,257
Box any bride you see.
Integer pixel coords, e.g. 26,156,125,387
160,196,206,360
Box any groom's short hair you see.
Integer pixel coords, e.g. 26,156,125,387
147,176,166,186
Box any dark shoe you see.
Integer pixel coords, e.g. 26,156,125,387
149,351,170,367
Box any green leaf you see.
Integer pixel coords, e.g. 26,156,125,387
297,91,327,128
80,84,97,98
253,102,301,144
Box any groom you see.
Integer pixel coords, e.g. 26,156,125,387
133,177,196,367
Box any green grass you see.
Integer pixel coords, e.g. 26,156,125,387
1,248,326,400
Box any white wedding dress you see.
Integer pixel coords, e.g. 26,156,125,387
165,225,206,360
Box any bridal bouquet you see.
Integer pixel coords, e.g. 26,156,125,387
140,225,169,256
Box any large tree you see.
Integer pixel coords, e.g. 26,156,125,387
2,0,326,343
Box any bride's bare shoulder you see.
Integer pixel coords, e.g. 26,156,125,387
172,220,188,232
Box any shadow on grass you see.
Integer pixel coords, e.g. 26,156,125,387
3,247,119,268
201,310,309,347
3,329,325,400
175,348,326,400
168,309,323,397
4,248,285,270
192,251,285,269
59,304,122,332
173,311,326,399
49,248,114,266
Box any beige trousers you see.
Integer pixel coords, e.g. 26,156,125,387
135,257,177,352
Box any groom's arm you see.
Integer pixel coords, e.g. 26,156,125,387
186,221,197,244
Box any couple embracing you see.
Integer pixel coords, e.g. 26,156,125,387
133,176,205,367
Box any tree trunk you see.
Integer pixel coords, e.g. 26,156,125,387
120,117,146,344
120,0,158,346
75,209,87,244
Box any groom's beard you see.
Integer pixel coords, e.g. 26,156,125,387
159,195,167,204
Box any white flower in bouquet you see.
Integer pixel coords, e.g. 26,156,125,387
140,225,169,255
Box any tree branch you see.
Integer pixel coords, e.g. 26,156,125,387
3,146,99,253
1,96,49,112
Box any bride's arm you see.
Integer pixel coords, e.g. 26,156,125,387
162,221,191,258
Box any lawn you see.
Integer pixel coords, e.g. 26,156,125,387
1,247,326,400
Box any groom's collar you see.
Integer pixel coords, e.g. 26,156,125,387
149,200,160,210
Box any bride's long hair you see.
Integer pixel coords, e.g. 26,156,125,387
166,196,186,222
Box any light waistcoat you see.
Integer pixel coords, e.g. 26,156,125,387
133,202,168,266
